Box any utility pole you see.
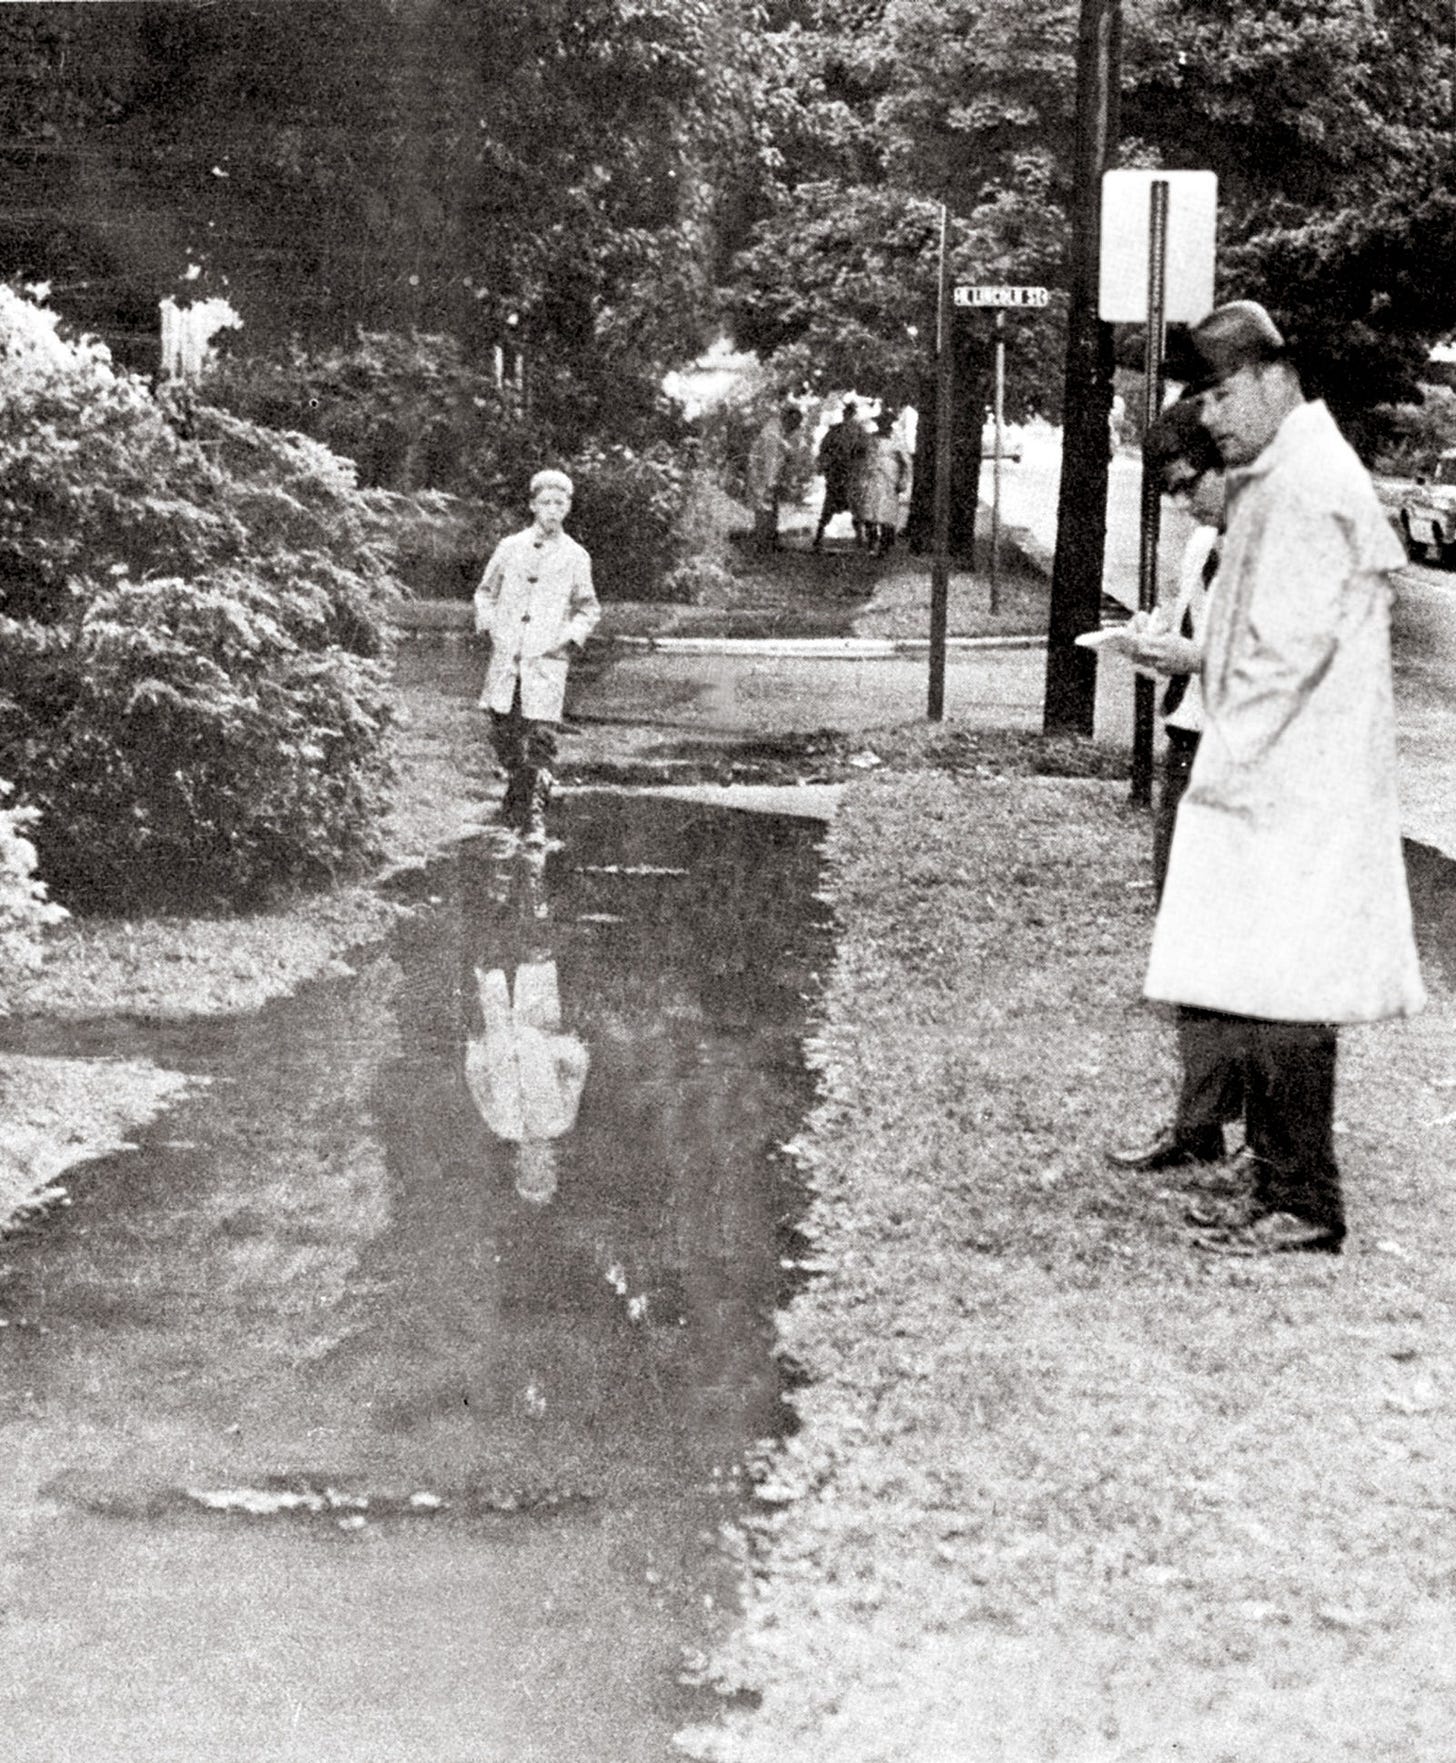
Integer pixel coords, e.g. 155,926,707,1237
928,202,953,721
1043,0,1122,736
1131,178,1169,806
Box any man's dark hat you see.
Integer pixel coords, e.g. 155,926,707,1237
1179,300,1287,393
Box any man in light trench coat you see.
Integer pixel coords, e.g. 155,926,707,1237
1138,301,1425,1256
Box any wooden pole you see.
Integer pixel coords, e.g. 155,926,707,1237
1042,0,1122,736
990,309,1005,615
929,203,953,721
1131,178,1168,808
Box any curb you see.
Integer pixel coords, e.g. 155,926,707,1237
386,604,1049,657
608,633,1048,657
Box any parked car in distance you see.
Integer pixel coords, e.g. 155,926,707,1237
1400,449,1456,566
980,414,1023,463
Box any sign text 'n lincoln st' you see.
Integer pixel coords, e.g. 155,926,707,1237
953,285,1051,310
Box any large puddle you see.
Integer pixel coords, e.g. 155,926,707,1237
0,794,829,1763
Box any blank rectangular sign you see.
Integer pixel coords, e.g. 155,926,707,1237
1098,169,1217,324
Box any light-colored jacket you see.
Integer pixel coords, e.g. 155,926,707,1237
746,415,791,508
464,962,590,1143
856,436,912,527
474,525,601,721
1145,399,1425,1023
1161,522,1218,735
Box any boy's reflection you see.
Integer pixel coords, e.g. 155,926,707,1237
464,847,590,1205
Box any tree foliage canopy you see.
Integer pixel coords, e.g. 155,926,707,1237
726,0,1456,432
0,0,764,441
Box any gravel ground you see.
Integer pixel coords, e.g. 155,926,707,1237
677,763,1456,1763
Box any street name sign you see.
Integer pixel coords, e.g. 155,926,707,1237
954,285,1050,310
1098,169,1217,323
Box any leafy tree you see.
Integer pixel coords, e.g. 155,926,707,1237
1123,0,1456,433
727,0,1456,439
725,2,1081,416
0,0,763,450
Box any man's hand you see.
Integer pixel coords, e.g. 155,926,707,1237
1126,629,1202,675
1124,615,1201,677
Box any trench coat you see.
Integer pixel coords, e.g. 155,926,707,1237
856,435,912,528
474,525,601,722
746,414,792,508
1144,399,1425,1023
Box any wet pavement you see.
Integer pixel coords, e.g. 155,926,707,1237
0,795,830,1762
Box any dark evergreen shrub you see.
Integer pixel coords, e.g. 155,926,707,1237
559,440,691,602
0,287,400,910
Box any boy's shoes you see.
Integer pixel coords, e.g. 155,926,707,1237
1106,1125,1225,1172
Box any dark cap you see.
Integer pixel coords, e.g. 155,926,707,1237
1181,300,1287,393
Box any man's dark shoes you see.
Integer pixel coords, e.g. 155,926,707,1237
1106,1125,1225,1173
1184,1190,1261,1231
1192,1209,1344,1257
1183,1145,1265,1224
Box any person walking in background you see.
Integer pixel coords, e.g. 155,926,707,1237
1108,398,1238,1179
857,410,913,557
1143,300,1424,1256
812,398,871,550
474,468,601,845
745,403,803,553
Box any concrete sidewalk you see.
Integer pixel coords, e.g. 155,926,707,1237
570,644,1047,742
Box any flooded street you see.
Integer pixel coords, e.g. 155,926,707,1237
0,796,829,1763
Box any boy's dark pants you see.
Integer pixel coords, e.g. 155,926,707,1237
490,685,558,823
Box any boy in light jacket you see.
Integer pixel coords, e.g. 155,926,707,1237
474,469,601,842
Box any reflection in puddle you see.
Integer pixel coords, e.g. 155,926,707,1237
0,793,829,1763
463,850,590,1206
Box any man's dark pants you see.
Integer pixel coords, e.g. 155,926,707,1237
1157,724,1342,1235
1159,725,1246,1154
1177,1008,1343,1235
813,474,856,546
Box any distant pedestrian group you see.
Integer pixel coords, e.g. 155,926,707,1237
810,399,913,554
745,404,804,553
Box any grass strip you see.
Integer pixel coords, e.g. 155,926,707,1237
680,767,1456,1763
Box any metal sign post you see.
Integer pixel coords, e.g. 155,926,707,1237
1131,179,1169,809
929,205,953,722
1098,167,1217,804
991,310,1006,613
953,283,1051,620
